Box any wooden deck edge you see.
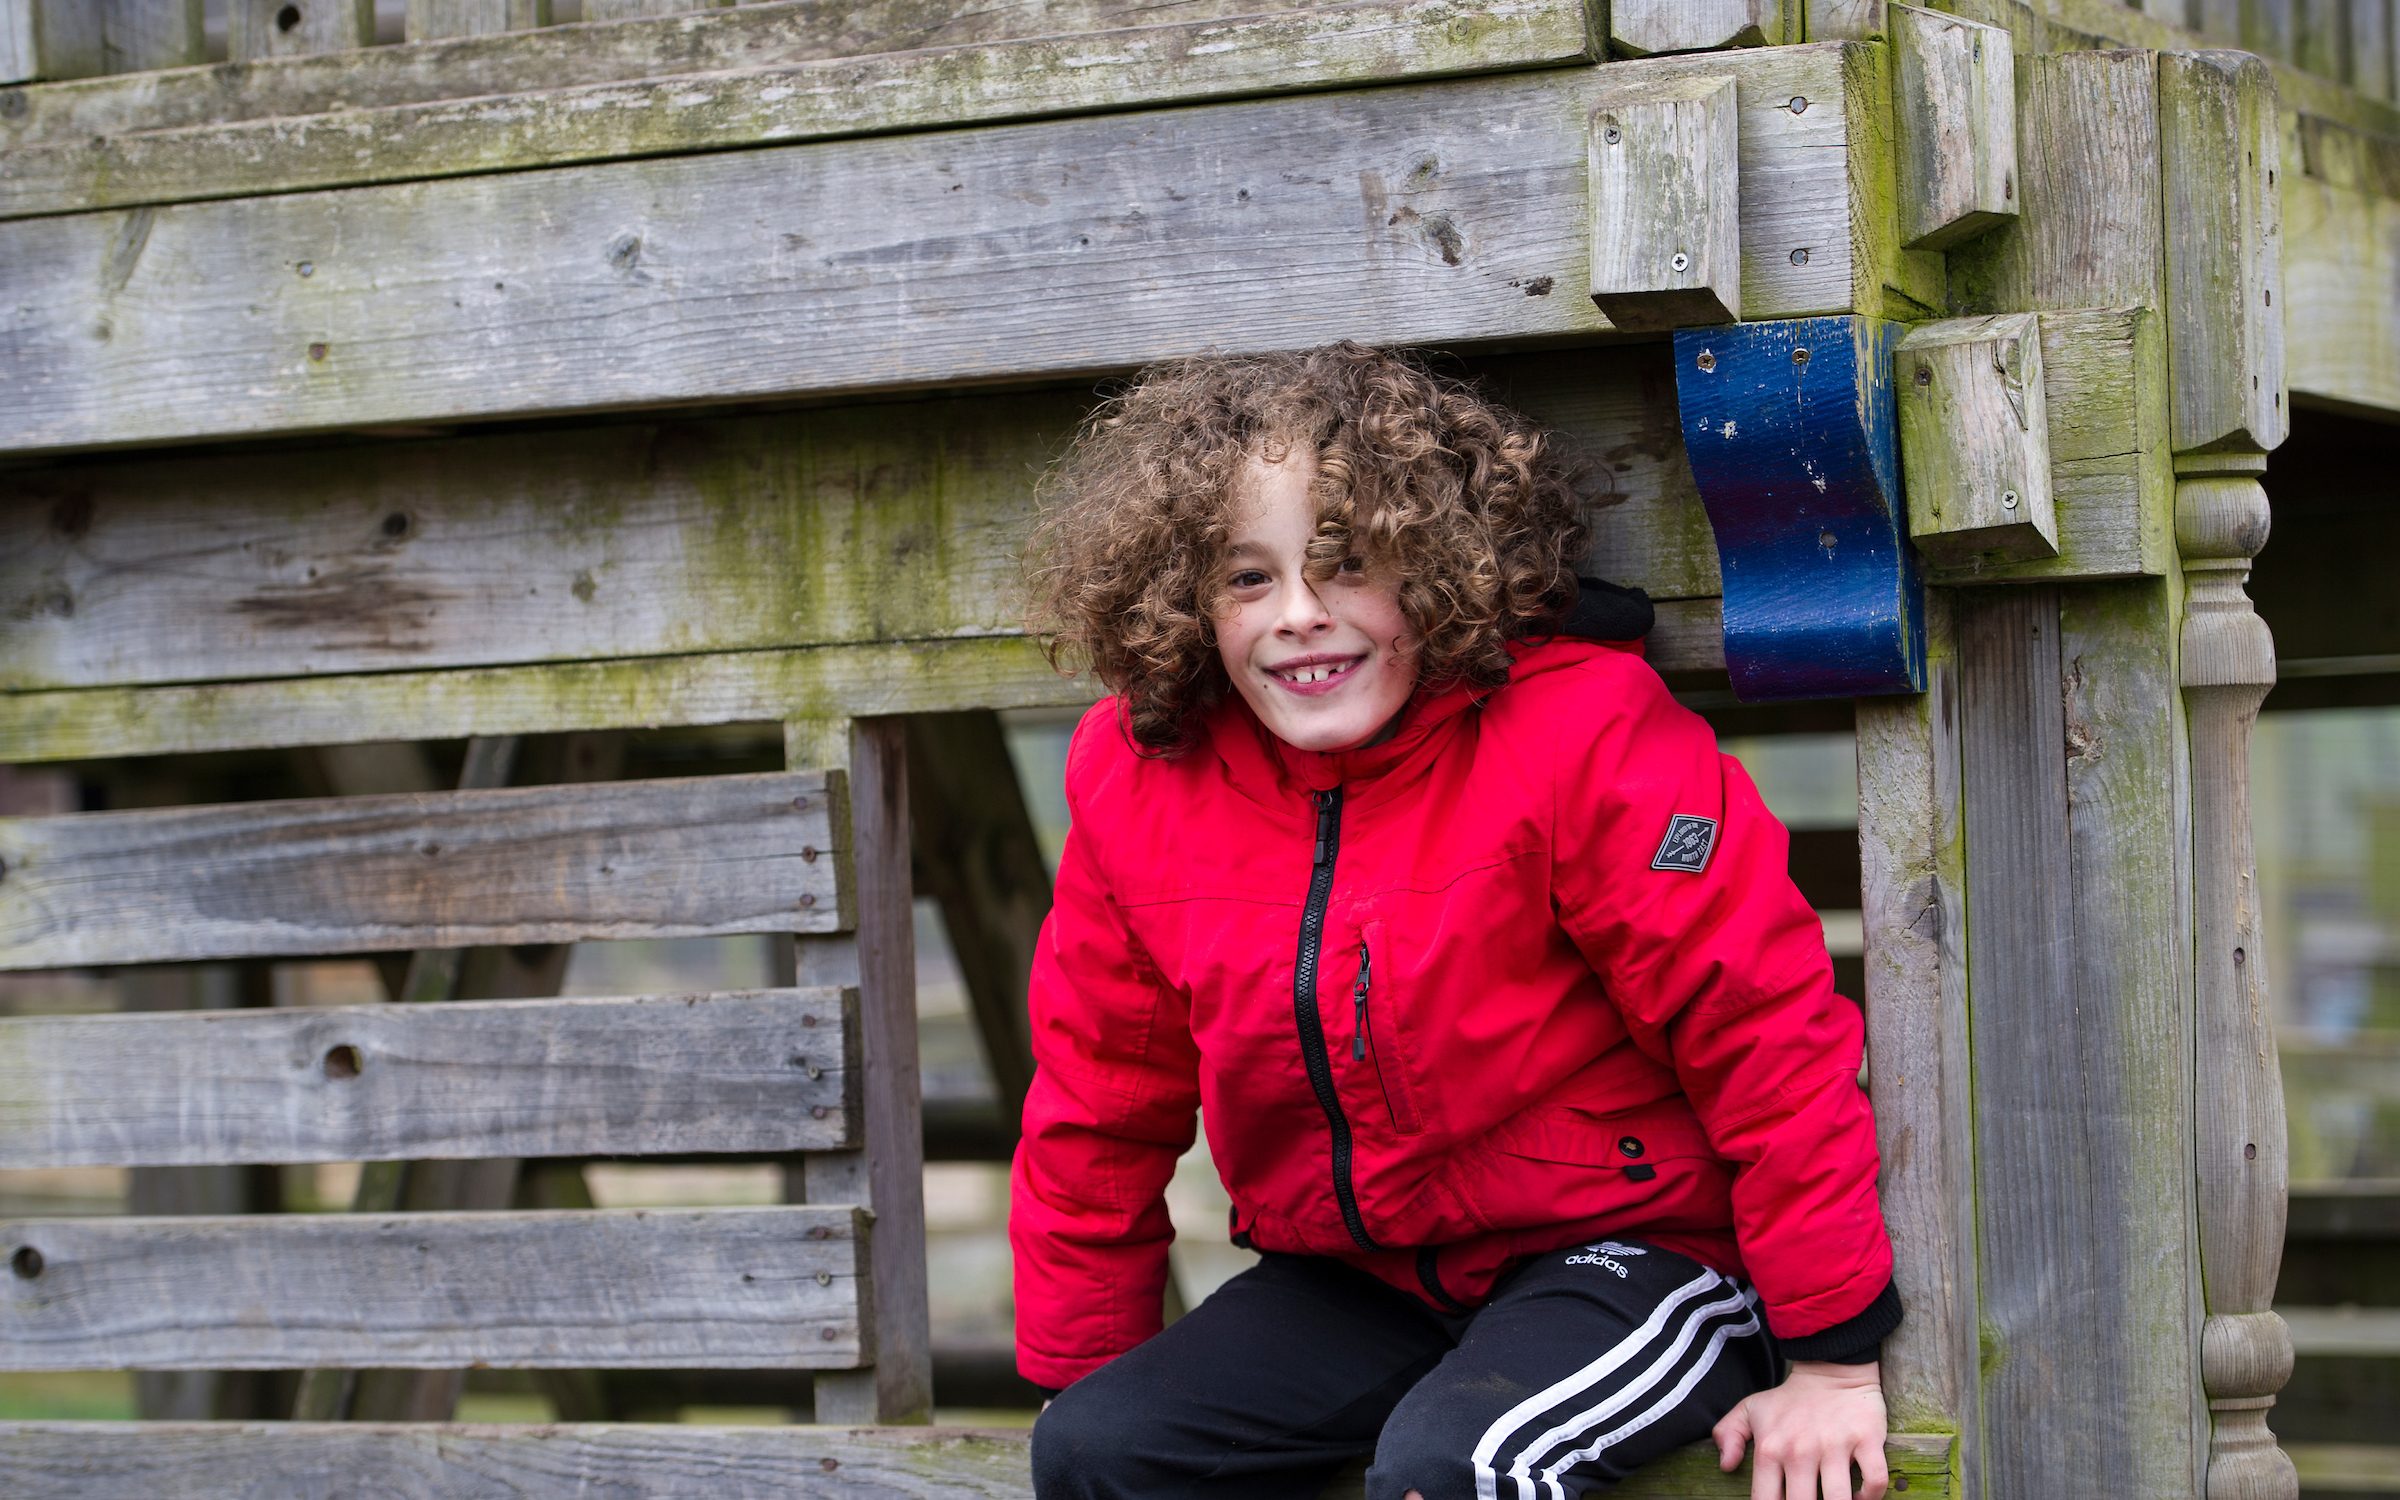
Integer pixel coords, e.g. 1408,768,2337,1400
0,1422,1958,1498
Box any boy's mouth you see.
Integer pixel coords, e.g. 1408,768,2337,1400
1269,654,1364,692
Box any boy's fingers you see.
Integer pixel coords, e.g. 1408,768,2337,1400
1749,1453,1778,1500
1713,1407,1750,1470
1820,1455,1853,1500
1857,1440,1889,1500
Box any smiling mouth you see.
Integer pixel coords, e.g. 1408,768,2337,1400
1272,656,1363,687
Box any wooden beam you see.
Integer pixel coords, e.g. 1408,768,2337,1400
1853,593,1982,1484
1890,4,2016,250
0,1206,868,1369
0,44,1910,456
0,624,1727,770
0,1424,1960,1499
0,0,1346,146
1586,73,1743,328
1895,312,2059,566
0,350,1717,693
0,988,860,1169
2158,49,2288,455
0,0,1598,221
783,718,931,1423
0,770,847,969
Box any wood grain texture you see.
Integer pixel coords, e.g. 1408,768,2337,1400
0,770,847,969
1587,73,1742,328
100,0,203,72
405,0,551,41
0,1206,868,1369
0,0,1362,146
0,988,859,1169
2158,50,2288,455
0,618,1731,768
1948,47,2164,316
227,0,374,61
0,353,1713,693
1853,593,1981,1487
0,1425,1958,1499
1607,0,1785,54
1895,312,2058,565
1891,4,2016,250
784,718,929,1422
1803,0,1889,40
0,0,1598,221
0,0,99,82
2282,166,2400,414
0,44,1889,455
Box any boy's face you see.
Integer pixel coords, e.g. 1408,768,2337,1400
1213,451,1420,753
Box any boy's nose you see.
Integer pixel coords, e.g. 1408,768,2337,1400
1273,576,1335,633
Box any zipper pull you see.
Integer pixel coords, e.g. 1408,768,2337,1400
1312,788,1338,867
1352,940,1371,1060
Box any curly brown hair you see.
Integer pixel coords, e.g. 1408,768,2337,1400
1026,342,1591,754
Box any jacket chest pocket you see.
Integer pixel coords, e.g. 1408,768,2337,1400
1353,920,1426,1136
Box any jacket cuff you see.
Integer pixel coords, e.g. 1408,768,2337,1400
1777,1279,1902,1365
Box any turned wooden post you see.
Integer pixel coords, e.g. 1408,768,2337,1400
2159,48,2295,1500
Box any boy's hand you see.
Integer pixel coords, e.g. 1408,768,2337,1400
1711,1359,1888,1500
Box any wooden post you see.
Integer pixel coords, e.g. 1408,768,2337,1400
228,0,372,61
783,716,932,1425
2159,47,2297,1500
404,0,549,41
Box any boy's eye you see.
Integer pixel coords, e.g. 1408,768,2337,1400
1337,555,1367,574
1229,569,1268,588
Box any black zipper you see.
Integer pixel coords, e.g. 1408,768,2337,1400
1298,787,1378,1252
1351,940,1371,1061
1416,1245,1470,1313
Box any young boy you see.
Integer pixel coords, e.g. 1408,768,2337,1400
1012,344,1897,1500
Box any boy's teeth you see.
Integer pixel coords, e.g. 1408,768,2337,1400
1281,662,1347,684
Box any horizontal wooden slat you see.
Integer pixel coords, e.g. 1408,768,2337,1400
0,606,1729,766
0,0,1596,220
0,350,1718,691
0,0,1340,145
0,1424,1958,1498
0,44,1898,455
0,1206,867,1369
0,987,858,1169
0,770,846,969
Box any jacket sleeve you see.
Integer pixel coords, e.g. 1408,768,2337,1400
1548,659,1898,1355
1009,712,1202,1391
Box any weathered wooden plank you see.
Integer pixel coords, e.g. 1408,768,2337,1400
586,0,730,18
0,1206,868,1369
0,44,1903,455
783,718,930,1423
0,620,1728,770
0,1425,1959,1499
0,0,1599,221
1853,594,1981,1488
405,0,551,41
1587,73,1742,328
2351,0,2393,102
101,0,204,73
2282,158,2400,416
228,0,374,61
2158,50,2288,455
1948,48,2166,317
1895,312,2059,565
0,0,98,83
0,350,1715,692
0,770,846,969
1803,0,1888,40
0,0,1353,147
0,988,859,1170
1891,3,2016,250
1608,0,1785,55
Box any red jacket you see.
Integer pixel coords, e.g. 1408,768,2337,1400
1010,637,1895,1391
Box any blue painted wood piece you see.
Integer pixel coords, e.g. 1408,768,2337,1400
1673,316,1926,702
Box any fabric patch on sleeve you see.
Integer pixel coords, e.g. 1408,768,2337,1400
1651,813,1720,874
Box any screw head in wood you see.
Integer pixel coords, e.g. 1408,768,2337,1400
1913,365,1931,387
1603,123,1622,145
790,796,810,812
2001,490,2019,510
819,1327,839,1341
800,845,819,863
798,892,816,909
1788,96,1808,113
815,1271,832,1286
1694,350,1716,373
805,1064,823,1080
811,1105,829,1119
307,342,328,361
297,262,314,278
1669,252,1689,273
1789,248,1809,266
1792,347,1811,367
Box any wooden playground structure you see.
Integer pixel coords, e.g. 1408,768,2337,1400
2,0,2397,1493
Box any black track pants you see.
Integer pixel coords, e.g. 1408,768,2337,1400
1029,1239,1780,1500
